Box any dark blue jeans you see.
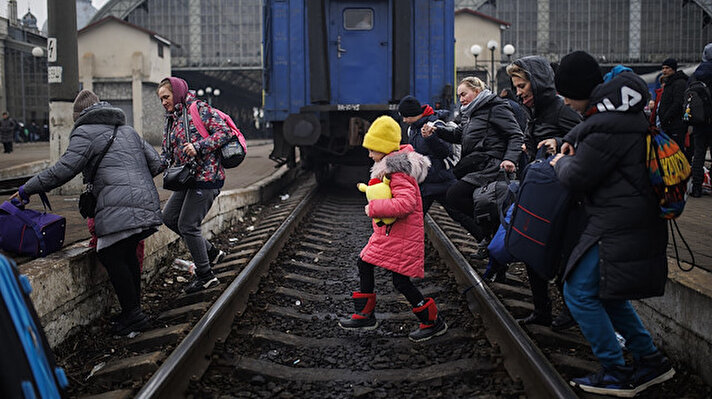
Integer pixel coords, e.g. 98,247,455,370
564,244,657,369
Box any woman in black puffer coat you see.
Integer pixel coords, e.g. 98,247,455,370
15,90,163,336
422,77,523,248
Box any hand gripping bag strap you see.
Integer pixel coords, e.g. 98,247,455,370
86,126,119,192
0,256,64,398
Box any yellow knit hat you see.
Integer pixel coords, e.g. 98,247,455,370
362,115,402,154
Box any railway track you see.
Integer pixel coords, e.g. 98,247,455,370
57,176,704,398
130,185,577,398
0,175,32,195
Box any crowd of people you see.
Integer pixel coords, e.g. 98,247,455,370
345,44,712,397
6,41,711,397
0,112,48,154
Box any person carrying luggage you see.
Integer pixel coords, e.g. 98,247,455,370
421,77,524,260
157,77,228,294
11,90,163,336
505,56,583,330
551,51,675,397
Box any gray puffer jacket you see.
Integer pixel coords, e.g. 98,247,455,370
23,103,163,237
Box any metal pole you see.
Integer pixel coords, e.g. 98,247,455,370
47,0,79,101
490,48,495,91
47,0,80,194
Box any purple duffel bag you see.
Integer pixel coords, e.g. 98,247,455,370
0,193,66,258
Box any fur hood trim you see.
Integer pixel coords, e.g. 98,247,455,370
74,102,126,128
370,144,431,183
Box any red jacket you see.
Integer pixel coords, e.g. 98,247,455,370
360,145,431,278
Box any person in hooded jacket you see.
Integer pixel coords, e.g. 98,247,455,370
505,56,583,331
688,43,712,197
157,77,230,294
551,51,675,397
657,58,690,159
12,90,163,336
422,77,524,259
398,95,456,213
339,116,448,342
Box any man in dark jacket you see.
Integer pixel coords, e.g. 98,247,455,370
0,112,17,153
551,51,674,397
399,95,456,212
657,58,690,158
689,43,712,197
506,57,582,331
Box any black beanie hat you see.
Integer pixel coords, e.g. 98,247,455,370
555,51,603,100
398,96,422,117
662,58,678,70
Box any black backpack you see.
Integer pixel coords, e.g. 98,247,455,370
682,79,712,126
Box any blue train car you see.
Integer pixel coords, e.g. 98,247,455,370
264,0,455,179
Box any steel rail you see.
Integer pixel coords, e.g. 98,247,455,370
135,185,318,398
424,214,578,399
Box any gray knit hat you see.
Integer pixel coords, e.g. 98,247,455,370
73,90,99,121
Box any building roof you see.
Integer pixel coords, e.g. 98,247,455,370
78,16,172,46
455,8,510,27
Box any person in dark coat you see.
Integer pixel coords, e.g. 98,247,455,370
422,77,524,258
657,58,690,158
12,90,163,336
398,95,456,212
0,112,16,153
551,51,674,397
506,56,583,330
689,43,712,197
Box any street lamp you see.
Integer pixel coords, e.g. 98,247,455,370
196,86,221,106
503,44,515,63
487,40,498,91
470,44,482,69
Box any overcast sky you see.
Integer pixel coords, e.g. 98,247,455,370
1,0,110,28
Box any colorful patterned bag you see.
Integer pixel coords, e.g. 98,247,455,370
646,126,691,219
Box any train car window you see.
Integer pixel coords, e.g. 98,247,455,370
344,9,373,30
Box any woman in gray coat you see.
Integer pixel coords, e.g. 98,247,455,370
12,90,163,336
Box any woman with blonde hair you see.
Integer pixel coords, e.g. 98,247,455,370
422,77,523,258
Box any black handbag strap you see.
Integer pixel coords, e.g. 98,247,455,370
87,125,118,190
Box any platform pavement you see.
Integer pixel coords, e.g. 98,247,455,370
0,140,278,256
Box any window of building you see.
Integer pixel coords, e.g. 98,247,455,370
157,42,164,58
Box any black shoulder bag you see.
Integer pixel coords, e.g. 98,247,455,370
163,110,197,191
79,125,118,219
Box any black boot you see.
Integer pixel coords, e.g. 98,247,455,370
551,305,576,331
409,298,448,342
112,307,151,336
339,292,378,330
517,297,552,327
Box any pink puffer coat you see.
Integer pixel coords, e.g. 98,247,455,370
360,145,431,278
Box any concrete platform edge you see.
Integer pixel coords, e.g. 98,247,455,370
634,259,712,385
20,164,295,348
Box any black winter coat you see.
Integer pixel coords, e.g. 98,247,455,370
407,108,456,197
554,72,668,300
513,56,582,156
24,103,164,237
435,92,524,187
691,60,712,135
658,70,688,136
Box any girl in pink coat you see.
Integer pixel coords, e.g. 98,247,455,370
339,116,448,342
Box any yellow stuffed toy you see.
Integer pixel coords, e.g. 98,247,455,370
357,177,396,226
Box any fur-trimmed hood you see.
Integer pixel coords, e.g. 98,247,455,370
370,145,431,184
74,101,126,129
